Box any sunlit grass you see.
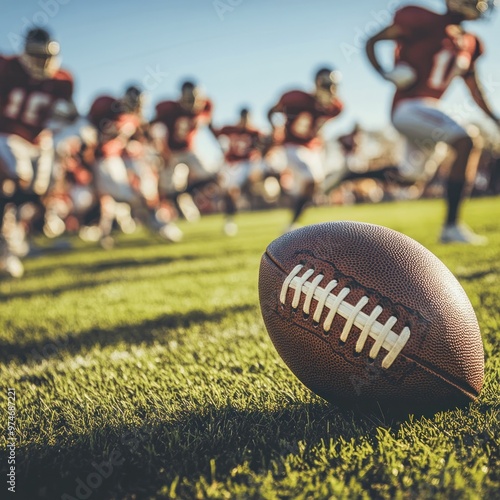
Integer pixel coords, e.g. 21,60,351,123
0,197,499,499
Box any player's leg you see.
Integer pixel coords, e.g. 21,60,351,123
181,151,220,222
0,180,24,277
219,160,251,236
285,145,322,230
94,156,134,247
156,158,184,242
392,99,485,244
166,154,200,223
0,135,34,276
441,134,485,244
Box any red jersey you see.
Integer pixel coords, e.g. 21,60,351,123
392,6,483,108
88,95,141,157
153,99,212,152
274,90,343,147
0,55,73,143
214,125,261,163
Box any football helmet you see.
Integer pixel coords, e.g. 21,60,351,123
179,79,208,113
446,0,496,20
314,67,342,106
179,80,199,110
20,27,61,79
315,67,342,91
122,85,145,113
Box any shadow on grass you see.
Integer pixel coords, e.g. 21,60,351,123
456,267,500,281
0,278,123,303
25,253,201,279
13,401,392,500
0,303,256,365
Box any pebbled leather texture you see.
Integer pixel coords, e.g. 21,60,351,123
259,222,484,414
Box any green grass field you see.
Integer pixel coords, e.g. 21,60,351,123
1,197,499,500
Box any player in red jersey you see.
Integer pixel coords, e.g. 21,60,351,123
151,80,215,222
0,28,76,277
366,0,499,244
267,67,343,231
212,108,263,235
87,86,181,247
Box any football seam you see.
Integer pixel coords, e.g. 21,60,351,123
263,250,480,401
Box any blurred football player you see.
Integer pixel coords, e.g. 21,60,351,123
88,86,181,247
120,84,161,212
338,123,363,173
151,80,215,222
212,108,263,236
267,67,343,231
0,27,76,277
366,0,499,244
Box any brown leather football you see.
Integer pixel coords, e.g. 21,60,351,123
259,222,484,415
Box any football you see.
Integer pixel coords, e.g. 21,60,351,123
259,222,485,415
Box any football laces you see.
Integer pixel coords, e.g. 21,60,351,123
280,264,411,369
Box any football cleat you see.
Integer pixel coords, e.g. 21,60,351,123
223,220,238,237
177,193,201,222
79,226,103,243
159,223,183,243
446,0,496,20
0,237,24,278
99,235,115,250
20,27,61,79
440,224,488,245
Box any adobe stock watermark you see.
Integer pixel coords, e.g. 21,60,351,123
447,73,500,125
213,0,243,21
340,0,402,63
6,388,17,494
61,450,124,500
7,0,73,52
61,427,148,500
142,64,169,92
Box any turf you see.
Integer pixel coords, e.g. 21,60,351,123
0,197,499,500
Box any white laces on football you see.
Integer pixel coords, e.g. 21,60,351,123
280,264,411,368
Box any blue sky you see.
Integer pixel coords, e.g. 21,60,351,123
2,0,499,135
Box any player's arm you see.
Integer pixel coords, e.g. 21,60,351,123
366,24,416,89
463,70,499,125
365,25,402,76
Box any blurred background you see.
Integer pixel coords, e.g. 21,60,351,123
2,0,499,132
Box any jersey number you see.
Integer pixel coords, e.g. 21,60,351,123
4,88,52,126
